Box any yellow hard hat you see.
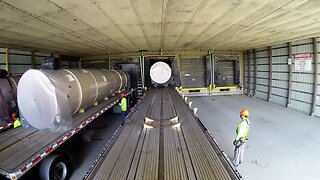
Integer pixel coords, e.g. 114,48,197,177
240,109,249,117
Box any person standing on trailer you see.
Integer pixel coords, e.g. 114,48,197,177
119,92,128,125
233,109,250,166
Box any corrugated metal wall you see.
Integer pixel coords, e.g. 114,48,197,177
270,43,289,107
0,48,78,74
244,37,320,116
180,57,206,88
291,39,314,114
0,48,5,70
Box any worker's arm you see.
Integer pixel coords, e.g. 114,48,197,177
235,121,247,141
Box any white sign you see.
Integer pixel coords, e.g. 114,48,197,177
294,53,312,71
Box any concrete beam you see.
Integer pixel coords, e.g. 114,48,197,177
81,50,240,61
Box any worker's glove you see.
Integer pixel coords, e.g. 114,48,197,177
233,140,241,147
240,137,247,143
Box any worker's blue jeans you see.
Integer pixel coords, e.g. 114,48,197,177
122,111,128,124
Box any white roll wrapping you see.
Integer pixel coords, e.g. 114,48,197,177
18,69,130,130
150,62,172,84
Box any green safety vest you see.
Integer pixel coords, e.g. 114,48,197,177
235,118,250,142
119,98,127,112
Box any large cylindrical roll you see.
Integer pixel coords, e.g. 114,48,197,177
0,75,21,122
17,69,130,130
150,62,171,84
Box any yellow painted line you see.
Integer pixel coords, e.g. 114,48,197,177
180,87,209,91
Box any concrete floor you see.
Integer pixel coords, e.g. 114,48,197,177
190,95,320,180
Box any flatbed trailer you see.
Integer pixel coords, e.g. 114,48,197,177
85,88,241,180
0,90,135,180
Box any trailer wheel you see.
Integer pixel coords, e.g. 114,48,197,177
39,154,71,180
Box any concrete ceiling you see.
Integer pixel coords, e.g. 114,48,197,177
0,0,319,56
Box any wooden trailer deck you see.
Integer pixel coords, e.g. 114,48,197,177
87,88,240,180
0,93,124,179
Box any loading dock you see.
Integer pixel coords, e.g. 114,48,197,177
1,1,320,179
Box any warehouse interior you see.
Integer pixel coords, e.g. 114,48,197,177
1,0,320,180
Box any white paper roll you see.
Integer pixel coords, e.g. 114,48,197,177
150,62,171,84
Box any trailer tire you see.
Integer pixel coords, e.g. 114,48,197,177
39,154,71,180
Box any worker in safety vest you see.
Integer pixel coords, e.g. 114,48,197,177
233,109,250,167
119,92,127,124
12,112,22,128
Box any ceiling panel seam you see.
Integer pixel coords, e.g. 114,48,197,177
214,12,320,50
181,1,239,50
92,2,141,51
47,0,122,52
199,0,297,50
222,19,320,49
129,0,151,50
172,0,207,49
0,0,118,53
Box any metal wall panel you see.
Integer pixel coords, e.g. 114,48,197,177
273,72,289,81
257,71,269,78
290,38,314,113
272,56,289,64
270,43,290,106
257,78,269,86
291,100,312,114
256,48,269,100
256,91,268,100
9,52,32,74
270,95,287,106
292,73,314,82
256,65,269,71
180,57,206,88
256,84,269,93
272,88,288,97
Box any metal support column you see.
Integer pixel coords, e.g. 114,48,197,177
31,51,35,69
248,50,251,96
208,50,214,86
78,58,82,69
68,61,72,69
140,51,145,88
242,51,246,92
254,49,257,97
268,46,272,102
311,38,319,116
287,42,293,108
5,48,9,74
